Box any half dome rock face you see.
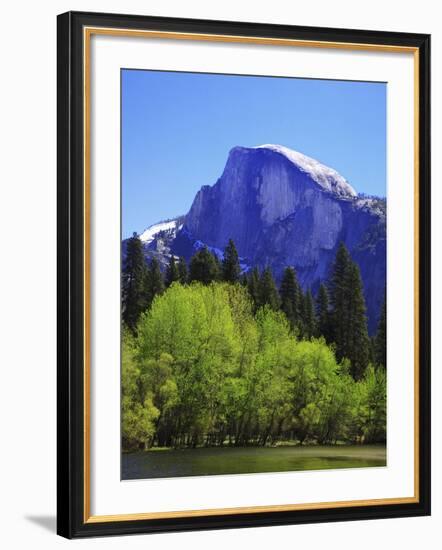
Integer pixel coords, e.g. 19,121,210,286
185,145,360,265
254,144,357,199
130,144,386,333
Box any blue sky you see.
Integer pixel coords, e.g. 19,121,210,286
122,69,386,237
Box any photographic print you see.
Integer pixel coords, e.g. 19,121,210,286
57,12,430,537
121,69,387,480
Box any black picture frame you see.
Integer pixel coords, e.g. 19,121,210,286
57,10,431,539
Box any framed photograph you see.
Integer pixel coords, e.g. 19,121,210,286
57,11,431,538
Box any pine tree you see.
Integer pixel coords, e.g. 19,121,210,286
302,289,316,339
122,233,148,332
369,336,376,365
165,256,179,287
177,257,188,284
146,257,164,308
329,242,352,357
212,252,222,281
247,267,260,312
316,283,331,341
345,262,370,380
328,242,370,379
258,267,280,310
298,287,306,337
189,247,219,284
279,267,301,330
240,273,249,287
222,239,241,283
374,292,387,368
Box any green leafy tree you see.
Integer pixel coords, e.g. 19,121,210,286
350,365,386,443
363,365,387,443
122,233,148,332
137,282,244,447
140,353,178,447
258,267,280,311
316,283,331,341
189,247,219,284
222,239,241,283
374,293,387,368
252,307,293,445
177,257,188,284
315,361,356,444
288,340,343,444
121,330,159,449
165,256,179,287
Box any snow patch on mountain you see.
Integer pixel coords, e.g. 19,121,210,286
355,196,386,218
254,144,357,198
140,220,181,244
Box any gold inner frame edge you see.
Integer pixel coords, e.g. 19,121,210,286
82,26,420,524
